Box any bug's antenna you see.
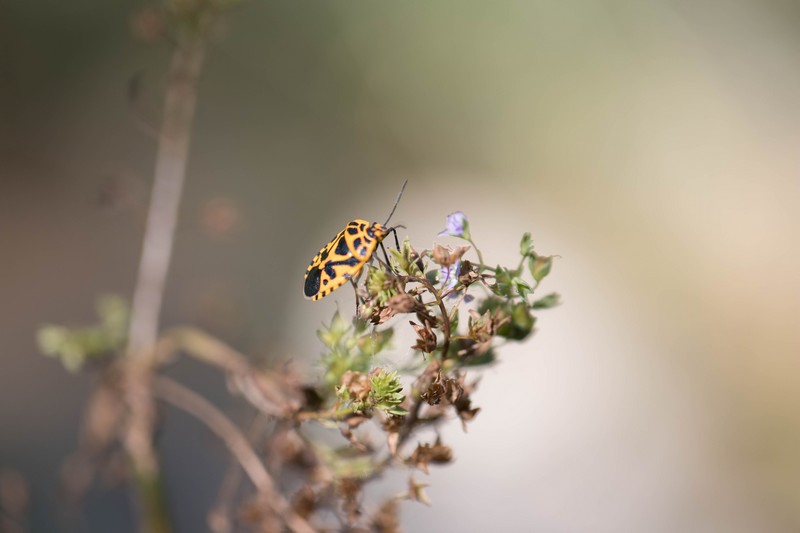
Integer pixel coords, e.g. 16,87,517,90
383,179,408,226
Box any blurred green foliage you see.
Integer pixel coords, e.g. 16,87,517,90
37,295,128,372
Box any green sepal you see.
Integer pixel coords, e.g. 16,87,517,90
532,292,561,309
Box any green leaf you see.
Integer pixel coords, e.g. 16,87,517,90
492,266,514,298
390,238,423,277
318,311,349,349
497,302,535,341
369,369,407,417
316,445,378,479
532,292,561,309
477,297,503,314
461,348,496,367
37,325,69,357
529,255,553,283
320,311,393,393
519,232,534,257
513,277,532,299
366,267,397,305
425,269,439,286
449,308,459,333
97,294,129,345
357,328,394,355
36,295,130,372
477,298,535,342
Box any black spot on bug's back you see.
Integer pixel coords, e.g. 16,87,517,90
353,237,362,250
360,246,367,256
324,255,360,278
359,222,366,230
347,227,359,235
323,279,329,286
334,235,350,256
304,266,322,298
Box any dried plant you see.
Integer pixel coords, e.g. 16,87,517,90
34,4,559,531
38,210,558,532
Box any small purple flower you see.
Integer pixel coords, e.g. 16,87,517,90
439,260,474,301
439,259,460,291
437,211,470,239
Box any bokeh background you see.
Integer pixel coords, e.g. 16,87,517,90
2,1,800,531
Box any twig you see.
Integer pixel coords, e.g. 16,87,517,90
151,376,315,533
397,360,440,449
160,327,251,373
126,40,205,358
208,415,269,533
161,327,300,417
122,38,206,533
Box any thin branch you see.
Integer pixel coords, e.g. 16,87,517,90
126,40,205,358
151,376,273,493
160,327,251,373
208,415,269,533
396,360,440,448
151,376,315,533
161,327,301,417
121,38,207,533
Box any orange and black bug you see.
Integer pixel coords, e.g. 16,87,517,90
303,181,406,302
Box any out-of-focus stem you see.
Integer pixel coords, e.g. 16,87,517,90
208,415,268,533
123,38,206,533
153,376,315,533
127,40,205,358
467,238,486,273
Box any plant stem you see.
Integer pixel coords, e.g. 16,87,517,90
152,377,315,533
127,40,205,357
123,38,206,533
467,238,486,273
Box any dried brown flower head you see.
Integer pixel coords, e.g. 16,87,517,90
339,371,372,403
371,499,401,533
468,308,510,343
431,244,470,268
410,321,437,353
291,485,318,519
420,372,463,406
338,477,364,524
457,259,480,287
400,476,431,506
406,437,453,474
362,304,397,325
386,293,419,314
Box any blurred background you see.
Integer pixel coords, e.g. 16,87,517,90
2,1,800,531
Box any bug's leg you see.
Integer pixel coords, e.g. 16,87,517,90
381,226,405,274
380,241,392,270
350,267,367,317
350,278,360,316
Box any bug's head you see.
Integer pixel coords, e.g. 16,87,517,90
367,222,388,239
